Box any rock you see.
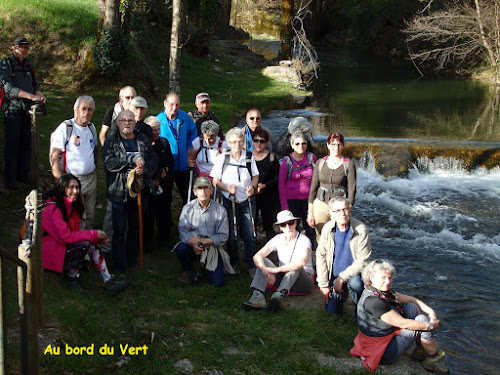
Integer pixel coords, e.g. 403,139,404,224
262,65,302,87
174,358,194,374
316,351,431,375
213,65,223,73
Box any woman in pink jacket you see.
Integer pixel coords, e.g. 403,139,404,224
42,174,129,295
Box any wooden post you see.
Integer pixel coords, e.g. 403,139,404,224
29,105,40,189
0,254,6,374
18,189,43,375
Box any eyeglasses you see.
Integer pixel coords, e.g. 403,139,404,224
253,138,267,143
279,220,296,227
16,45,30,50
329,142,343,147
124,96,134,100
332,207,349,215
118,119,135,123
294,142,307,146
249,117,261,121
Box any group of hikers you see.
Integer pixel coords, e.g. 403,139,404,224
2,37,449,374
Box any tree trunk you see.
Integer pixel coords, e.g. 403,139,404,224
474,0,498,79
97,0,121,41
280,0,294,60
169,0,182,95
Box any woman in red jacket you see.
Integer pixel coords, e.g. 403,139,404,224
42,174,129,295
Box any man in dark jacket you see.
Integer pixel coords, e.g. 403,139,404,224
103,110,158,274
0,37,45,189
187,92,223,138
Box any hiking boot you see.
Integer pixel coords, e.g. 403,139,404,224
178,271,192,284
243,290,267,310
105,275,131,296
411,344,428,361
422,351,450,375
268,290,286,312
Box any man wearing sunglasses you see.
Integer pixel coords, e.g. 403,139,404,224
99,85,136,146
242,108,273,152
243,210,314,312
316,197,372,316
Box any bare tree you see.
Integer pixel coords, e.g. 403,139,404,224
290,0,319,87
169,0,182,95
404,0,500,84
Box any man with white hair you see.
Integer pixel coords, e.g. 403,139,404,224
50,95,98,229
99,85,136,145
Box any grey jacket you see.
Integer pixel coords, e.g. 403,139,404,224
0,55,39,112
316,217,372,288
103,130,158,202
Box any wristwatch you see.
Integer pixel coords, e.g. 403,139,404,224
426,322,434,331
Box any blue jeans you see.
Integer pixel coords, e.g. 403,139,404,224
381,302,433,364
173,242,225,287
111,198,139,273
223,196,256,269
325,274,364,315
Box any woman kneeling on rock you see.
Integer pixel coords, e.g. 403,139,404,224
351,259,449,375
42,174,130,296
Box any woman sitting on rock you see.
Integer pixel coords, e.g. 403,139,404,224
42,174,130,295
351,259,450,375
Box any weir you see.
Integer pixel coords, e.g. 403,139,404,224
311,140,500,177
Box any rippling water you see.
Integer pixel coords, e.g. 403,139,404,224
353,155,500,375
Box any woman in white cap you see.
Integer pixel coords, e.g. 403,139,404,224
243,210,314,312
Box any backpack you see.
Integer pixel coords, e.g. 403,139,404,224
49,120,97,172
195,135,224,162
0,56,36,109
283,152,315,179
221,151,253,178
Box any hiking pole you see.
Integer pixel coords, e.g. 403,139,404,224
248,196,256,238
230,194,239,272
213,186,217,201
137,188,143,270
187,168,194,202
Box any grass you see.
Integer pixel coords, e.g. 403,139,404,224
0,1,366,374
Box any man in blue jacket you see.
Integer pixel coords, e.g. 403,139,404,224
156,92,196,204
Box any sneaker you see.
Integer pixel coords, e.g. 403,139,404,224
422,351,450,375
268,290,286,312
411,344,428,361
243,290,267,310
105,275,131,296
178,271,192,284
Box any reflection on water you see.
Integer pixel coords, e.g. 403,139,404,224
311,48,500,142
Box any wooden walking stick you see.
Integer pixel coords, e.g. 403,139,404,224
137,189,143,270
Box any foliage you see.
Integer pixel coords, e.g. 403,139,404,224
404,0,500,83
93,28,129,79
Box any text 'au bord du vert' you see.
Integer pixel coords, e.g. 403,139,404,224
44,343,149,356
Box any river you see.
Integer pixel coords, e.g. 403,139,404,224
242,45,500,374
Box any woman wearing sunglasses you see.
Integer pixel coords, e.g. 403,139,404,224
278,131,317,248
252,127,280,240
243,210,314,312
307,131,356,238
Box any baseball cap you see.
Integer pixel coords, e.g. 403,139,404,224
195,92,211,103
193,177,213,189
12,37,30,46
130,96,148,108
